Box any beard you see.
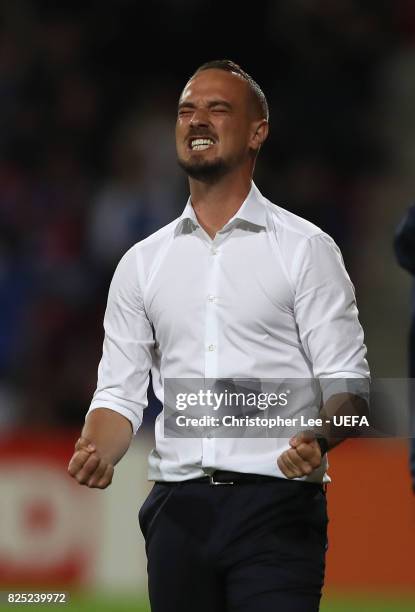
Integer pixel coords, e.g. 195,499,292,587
177,153,230,183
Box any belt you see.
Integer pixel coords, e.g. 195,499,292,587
158,470,301,486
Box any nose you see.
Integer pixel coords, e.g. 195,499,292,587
189,108,210,128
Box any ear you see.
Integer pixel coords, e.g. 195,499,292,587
249,119,269,153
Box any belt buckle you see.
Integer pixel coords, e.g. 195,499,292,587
209,472,234,486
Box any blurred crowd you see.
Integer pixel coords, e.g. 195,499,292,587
1,0,415,429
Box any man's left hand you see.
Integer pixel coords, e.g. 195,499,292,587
277,430,323,479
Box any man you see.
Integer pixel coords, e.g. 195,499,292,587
68,60,369,611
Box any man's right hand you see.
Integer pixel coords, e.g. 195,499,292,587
67,436,114,489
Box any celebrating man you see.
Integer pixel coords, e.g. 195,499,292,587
68,60,369,611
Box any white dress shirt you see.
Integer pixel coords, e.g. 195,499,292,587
87,182,369,483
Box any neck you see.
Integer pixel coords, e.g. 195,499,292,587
189,168,253,239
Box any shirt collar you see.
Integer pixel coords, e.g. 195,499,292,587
174,181,267,236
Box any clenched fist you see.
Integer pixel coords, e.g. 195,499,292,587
277,431,323,479
67,436,114,489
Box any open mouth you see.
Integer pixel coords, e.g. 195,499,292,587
189,137,215,151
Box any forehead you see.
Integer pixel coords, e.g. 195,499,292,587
179,69,248,105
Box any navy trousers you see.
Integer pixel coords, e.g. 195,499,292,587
139,478,328,611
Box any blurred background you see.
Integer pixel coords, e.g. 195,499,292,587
0,0,415,610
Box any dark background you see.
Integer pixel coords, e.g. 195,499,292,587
1,0,414,430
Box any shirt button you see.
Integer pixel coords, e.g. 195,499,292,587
207,344,216,352
211,247,218,255
206,433,212,439
207,295,216,303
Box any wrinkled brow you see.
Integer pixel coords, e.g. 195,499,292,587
178,99,233,111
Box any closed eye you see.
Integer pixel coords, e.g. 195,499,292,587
210,102,232,113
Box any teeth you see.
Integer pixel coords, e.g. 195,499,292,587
190,138,214,150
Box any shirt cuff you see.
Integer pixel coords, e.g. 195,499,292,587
86,401,143,435
319,373,370,405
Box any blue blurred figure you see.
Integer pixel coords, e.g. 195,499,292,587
394,204,415,492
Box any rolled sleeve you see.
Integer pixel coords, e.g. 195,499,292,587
87,246,153,434
293,233,370,386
